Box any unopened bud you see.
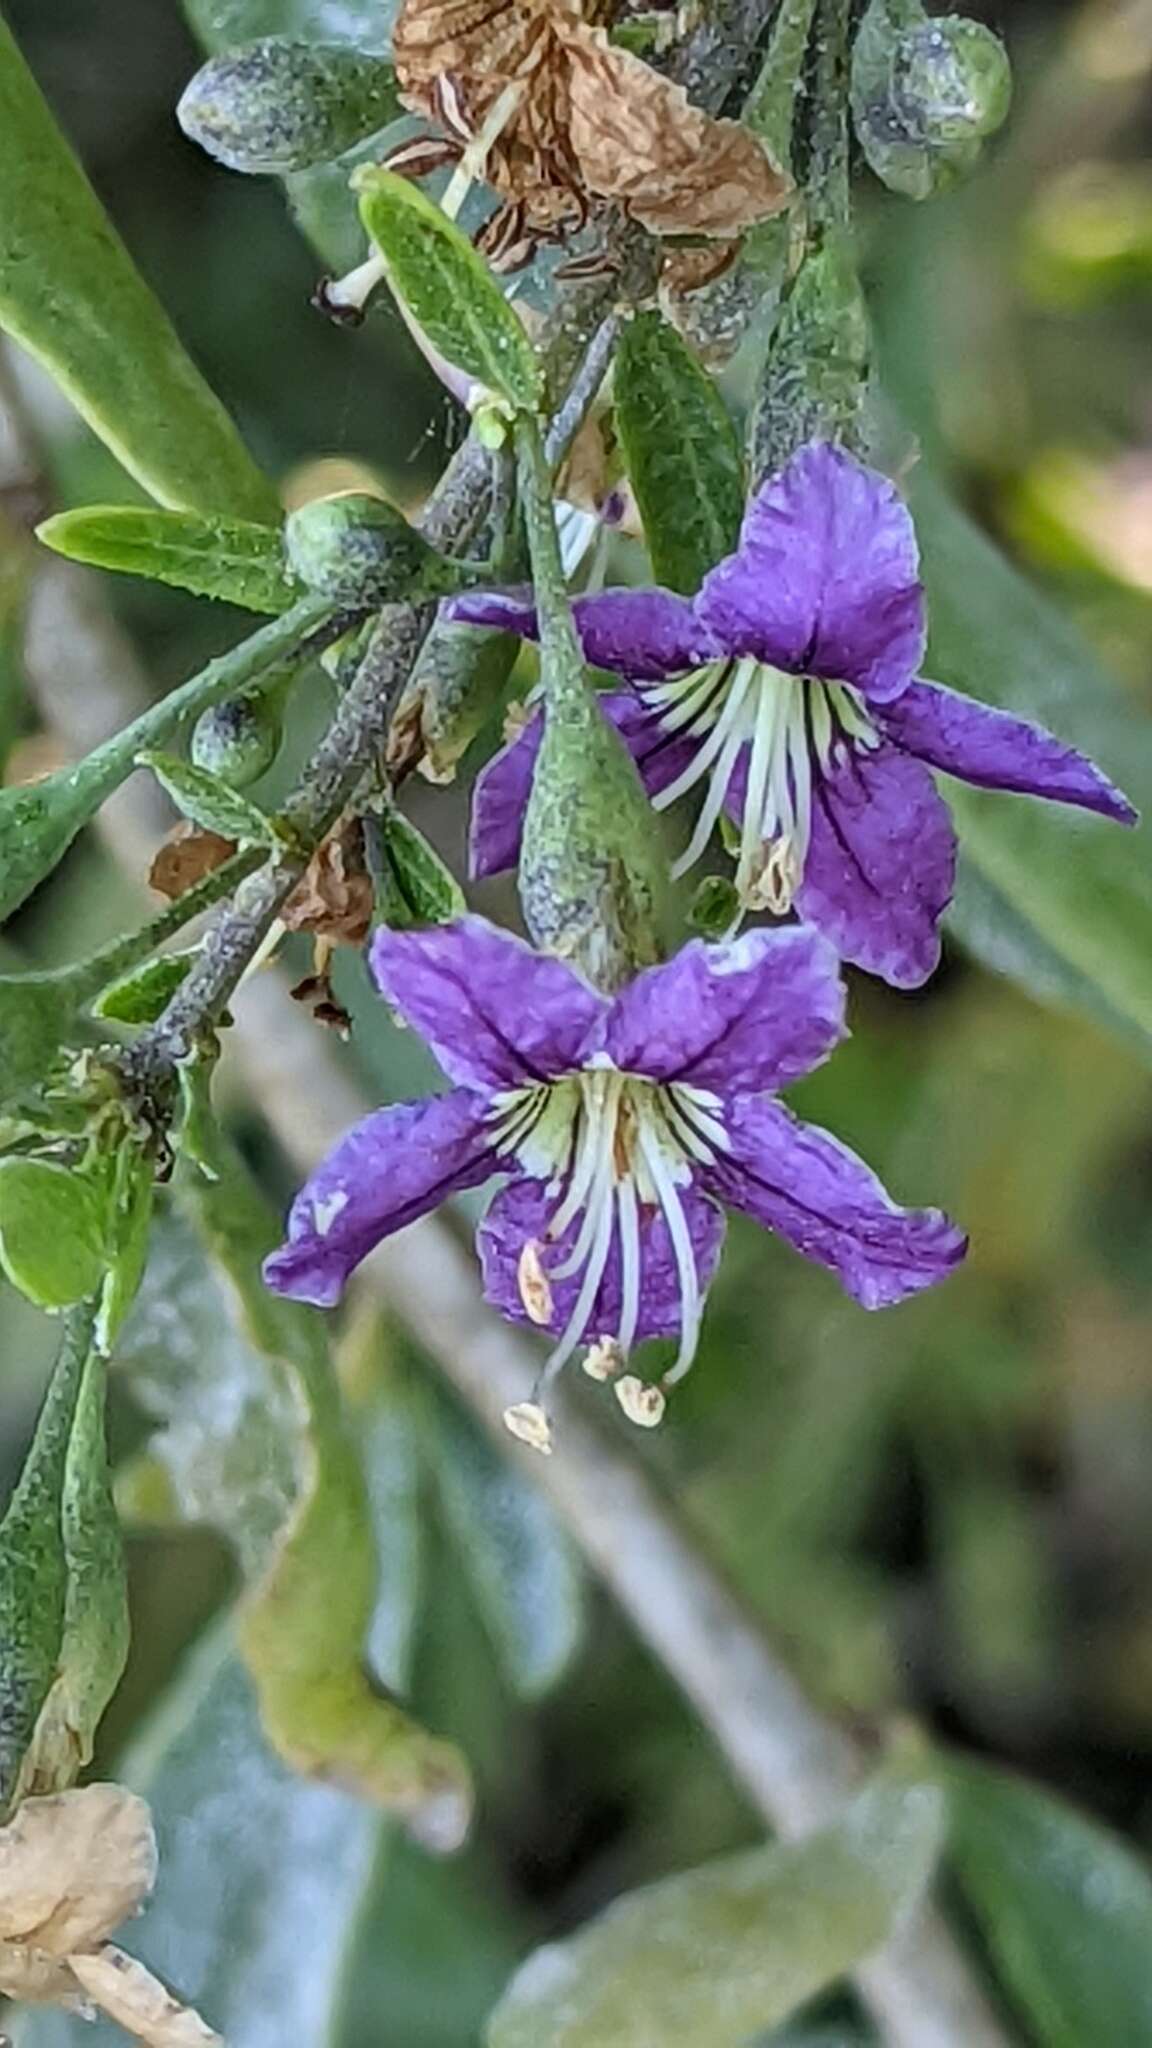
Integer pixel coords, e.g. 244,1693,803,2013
852,7,1012,201
503,1402,554,1455
191,695,282,788
284,493,464,607
614,1375,666,1428
178,38,400,176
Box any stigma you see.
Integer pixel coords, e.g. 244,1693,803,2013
487,1064,730,1425
638,659,880,913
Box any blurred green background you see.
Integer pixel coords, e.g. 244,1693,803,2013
3,0,1152,2042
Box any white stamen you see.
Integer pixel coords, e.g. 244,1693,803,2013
615,1175,642,1358
536,1173,617,1391
440,80,528,220
635,1119,703,1388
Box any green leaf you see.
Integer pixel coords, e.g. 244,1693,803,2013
93,951,198,1027
0,16,274,520
376,810,468,929
37,506,295,614
488,1752,946,2047
0,1160,106,1312
0,1306,127,1816
180,38,400,174
615,312,744,594
948,1754,1152,2046
419,1380,584,1700
0,594,328,925
0,973,79,1105
115,1150,472,1846
95,1145,156,1353
137,748,280,846
12,1624,385,2048
910,472,1152,1051
357,170,542,412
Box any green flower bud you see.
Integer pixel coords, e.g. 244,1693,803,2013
178,38,400,176
851,7,1012,201
284,493,466,608
687,875,742,941
389,623,518,784
191,695,282,788
749,234,870,488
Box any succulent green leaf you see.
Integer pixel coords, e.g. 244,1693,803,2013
0,594,330,925
911,472,1152,1053
615,311,744,594
0,15,275,520
357,170,543,412
179,38,400,173
37,506,295,614
376,811,467,930
114,1147,472,1847
488,1750,946,2046
93,952,199,1027
0,1161,107,1312
136,748,280,846
0,1305,127,1816
420,1381,584,1699
851,5,1012,202
948,1754,1152,2046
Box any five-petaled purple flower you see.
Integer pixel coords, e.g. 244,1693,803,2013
264,915,965,1448
452,442,1136,988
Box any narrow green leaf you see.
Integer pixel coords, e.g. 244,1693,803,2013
12,1624,385,2048
115,1152,472,1847
37,507,295,614
420,1380,584,1700
0,16,275,520
615,311,744,594
180,38,400,174
0,1308,92,1815
948,1754,1152,2047
0,595,327,927
376,810,467,930
357,170,542,412
95,1145,156,1353
0,1161,106,1312
911,472,1152,1048
93,952,198,1027
137,748,279,846
488,1752,946,2047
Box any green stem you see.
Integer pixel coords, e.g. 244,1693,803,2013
807,0,854,229
514,414,590,727
66,845,266,1007
0,593,338,924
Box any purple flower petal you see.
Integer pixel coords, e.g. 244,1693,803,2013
695,443,926,702
264,1090,495,1307
477,1174,726,1344
796,739,956,989
877,677,1138,824
605,926,845,1093
470,694,698,882
370,917,607,1089
702,1095,966,1308
449,586,719,681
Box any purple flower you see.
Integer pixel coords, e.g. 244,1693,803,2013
452,443,1136,988
264,915,965,1445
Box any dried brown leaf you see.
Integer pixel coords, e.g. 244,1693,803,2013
567,27,791,234
148,824,236,901
69,1948,222,2047
0,1786,156,1954
282,823,374,946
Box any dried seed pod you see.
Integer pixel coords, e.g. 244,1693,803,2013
851,6,1012,201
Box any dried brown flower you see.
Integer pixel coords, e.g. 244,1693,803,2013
391,0,790,259
281,822,374,947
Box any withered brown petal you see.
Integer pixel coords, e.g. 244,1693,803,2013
282,825,375,946
148,824,237,901
0,1786,157,1955
566,27,792,236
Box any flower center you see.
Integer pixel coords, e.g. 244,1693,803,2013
487,1064,729,1396
639,658,880,913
